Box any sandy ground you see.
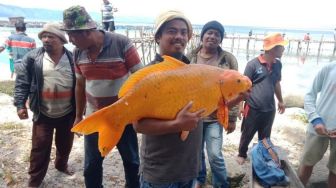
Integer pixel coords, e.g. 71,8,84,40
0,64,14,82
0,67,331,187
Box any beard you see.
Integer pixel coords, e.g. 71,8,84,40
43,44,53,53
170,52,184,60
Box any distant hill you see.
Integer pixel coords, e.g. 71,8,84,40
0,3,153,25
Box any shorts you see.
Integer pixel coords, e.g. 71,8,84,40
300,132,336,174
9,58,14,73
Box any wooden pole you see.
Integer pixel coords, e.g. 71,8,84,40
305,41,310,55
231,35,234,53
246,36,250,53
333,41,336,57
317,35,323,58
140,27,145,63
253,35,257,56
237,35,241,51
297,41,301,55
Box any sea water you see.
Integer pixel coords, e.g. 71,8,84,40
0,26,335,96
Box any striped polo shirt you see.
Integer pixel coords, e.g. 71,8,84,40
40,52,74,118
75,31,142,115
1,32,36,63
101,2,114,22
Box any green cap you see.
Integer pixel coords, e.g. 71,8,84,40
62,5,97,31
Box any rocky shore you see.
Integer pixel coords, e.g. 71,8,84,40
0,91,330,187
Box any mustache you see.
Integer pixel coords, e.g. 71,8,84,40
170,39,185,45
43,43,52,47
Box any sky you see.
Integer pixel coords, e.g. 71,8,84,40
0,0,335,29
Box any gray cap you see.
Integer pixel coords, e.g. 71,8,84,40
38,23,68,44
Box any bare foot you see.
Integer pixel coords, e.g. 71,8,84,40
57,168,74,176
236,156,246,165
194,182,202,188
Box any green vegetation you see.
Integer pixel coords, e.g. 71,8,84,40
289,112,309,124
22,152,30,163
223,143,238,153
0,80,14,96
2,166,16,186
0,122,22,130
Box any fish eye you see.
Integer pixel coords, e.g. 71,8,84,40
237,79,241,83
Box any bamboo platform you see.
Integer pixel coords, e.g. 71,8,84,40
120,28,336,64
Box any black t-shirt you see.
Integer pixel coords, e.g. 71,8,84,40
244,56,282,112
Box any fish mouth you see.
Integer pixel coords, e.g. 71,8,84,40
244,76,252,88
241,78,252,91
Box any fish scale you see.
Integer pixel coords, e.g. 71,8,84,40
72,56,252,156
126,66,220,119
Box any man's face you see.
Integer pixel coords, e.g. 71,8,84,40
66,30,90,50
271,45,285,59
202,29,221,50
156,19,189,56
41,32,63,52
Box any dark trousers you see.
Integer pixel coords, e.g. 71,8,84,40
238,107,275,158
28,112,75,187
84,124,140,188
103,21,116,32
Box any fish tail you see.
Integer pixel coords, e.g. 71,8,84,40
71,105,128,157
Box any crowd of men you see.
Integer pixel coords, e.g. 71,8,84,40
0,2,335,188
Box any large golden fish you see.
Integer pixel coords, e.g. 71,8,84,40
72,56,252,156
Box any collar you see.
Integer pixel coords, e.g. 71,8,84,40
15,31,27,36
258,54,278,64
258,54,276,71
191,45,223,56
153,53,190,64
258,54,268,64
100,30,110,50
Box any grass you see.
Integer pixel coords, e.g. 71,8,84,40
289,112,309,124
0,161,16,186
223,143,238,153
0,81,14,96
0,122,23,130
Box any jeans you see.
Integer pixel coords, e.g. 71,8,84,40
84,124,140,188
140,174,196,188
103,21,115,31
197,122,229,188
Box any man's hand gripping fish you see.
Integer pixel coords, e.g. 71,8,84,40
72,56,252,156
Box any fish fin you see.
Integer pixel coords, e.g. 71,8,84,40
118,55,185,98
217,98,229,131
71,106,126,157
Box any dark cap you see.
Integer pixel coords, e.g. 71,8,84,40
200,20,225,42
62,5,97,31
14,20,26,28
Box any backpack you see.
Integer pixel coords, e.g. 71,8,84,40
251,138,289,187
